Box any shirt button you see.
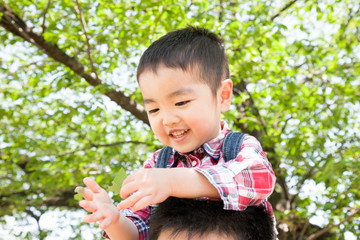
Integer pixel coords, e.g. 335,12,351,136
198,148,204,153
192,161,197,166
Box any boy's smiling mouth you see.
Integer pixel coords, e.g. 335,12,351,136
169,129,190,138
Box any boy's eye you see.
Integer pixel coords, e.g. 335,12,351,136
175,100,190,106
148,108,159,114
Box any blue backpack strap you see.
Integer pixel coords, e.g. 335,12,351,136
156,132,246,167
155,146,173,168
222,131,247,162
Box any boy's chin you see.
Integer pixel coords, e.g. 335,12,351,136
172,145,200,154
172,148,191,154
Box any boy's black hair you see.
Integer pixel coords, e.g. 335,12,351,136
150,197,275,240
137,26,229,96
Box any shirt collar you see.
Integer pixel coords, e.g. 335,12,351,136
201,121,230,159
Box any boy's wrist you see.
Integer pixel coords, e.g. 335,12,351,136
168,168,183,197
104,211,121,229
104,213,139,240
168,168,219,199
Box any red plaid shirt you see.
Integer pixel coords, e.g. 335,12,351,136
105,121,276,239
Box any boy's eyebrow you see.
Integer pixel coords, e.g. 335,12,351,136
143,98,155,105
168,88,195,98
143,88,195,105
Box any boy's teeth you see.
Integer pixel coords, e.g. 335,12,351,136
172,130,188,137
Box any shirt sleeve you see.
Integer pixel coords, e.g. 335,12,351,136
122,208,151,240
194,135,276,210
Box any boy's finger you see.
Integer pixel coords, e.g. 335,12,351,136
119,181,138,199
83,177,102,193
83,211,104,223
117,191,143,210
79,200,97,212
82,188,93,201
120,176,134,190
121,170,140,186
131,195,154,212
99,217,112,229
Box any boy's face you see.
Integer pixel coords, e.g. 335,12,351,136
139,66,231,153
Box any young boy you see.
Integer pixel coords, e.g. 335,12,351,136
79,26,276,240
150,197,275,240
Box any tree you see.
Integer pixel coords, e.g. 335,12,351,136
1,0,359,239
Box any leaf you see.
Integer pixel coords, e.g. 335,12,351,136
74,192,84,203
108,168,127,195
74,192,83,202
74,186,84,193
73,186,84,202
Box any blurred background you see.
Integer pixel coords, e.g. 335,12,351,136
0,0,359,239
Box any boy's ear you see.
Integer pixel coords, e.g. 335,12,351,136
219,79,233,112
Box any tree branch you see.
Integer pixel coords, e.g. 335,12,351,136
54,121,154,157
289,168,314,207
0,3,149,125
299,221,310,240
57,140,151,157
74,0,99,81
233,79,268,137
0,188,78,209
341,4,360,36
271,0,298,21
25,209,42,222
41,0,52,34
306,208,360,240
232,78,288,213
218,0,224,24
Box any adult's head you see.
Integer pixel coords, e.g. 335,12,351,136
150,197,275,240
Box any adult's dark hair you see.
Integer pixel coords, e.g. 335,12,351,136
137,26,229,96
150,197,275,240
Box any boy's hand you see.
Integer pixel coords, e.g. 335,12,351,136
117,168,172,211
78,177,120,229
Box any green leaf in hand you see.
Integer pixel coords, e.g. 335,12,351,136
74,186,84,202
108,168,127,195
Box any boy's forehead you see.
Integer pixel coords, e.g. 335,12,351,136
138,65,204,83
138,66,212,97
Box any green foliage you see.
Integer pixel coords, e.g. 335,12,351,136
0,0,359,239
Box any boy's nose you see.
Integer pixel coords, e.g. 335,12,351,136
162,111,179,126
